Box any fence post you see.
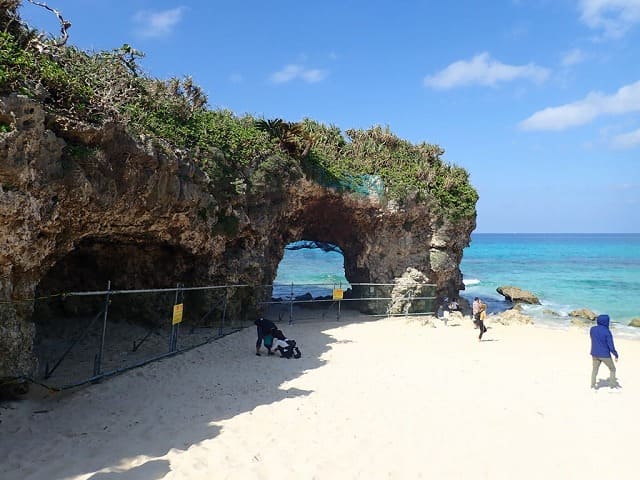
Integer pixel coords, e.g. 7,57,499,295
169,283,181,352
220,287,227,336
405,290,413,318
337,281,342,322
93,280,111,376
288,282,294,325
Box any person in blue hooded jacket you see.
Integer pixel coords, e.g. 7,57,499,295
590,314,619,389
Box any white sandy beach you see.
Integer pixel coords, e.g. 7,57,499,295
1,311,639,480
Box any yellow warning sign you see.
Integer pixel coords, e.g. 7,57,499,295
332,289,344,300
172,303,184,325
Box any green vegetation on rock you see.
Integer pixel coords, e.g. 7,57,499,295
0,3,477,221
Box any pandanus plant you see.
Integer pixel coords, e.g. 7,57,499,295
254,118,313,158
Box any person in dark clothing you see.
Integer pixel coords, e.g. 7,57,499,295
254,317,277,356
272,328,286,342
472,297,488,340
590,314,619,389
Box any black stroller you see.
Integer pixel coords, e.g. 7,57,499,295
272,329,302,359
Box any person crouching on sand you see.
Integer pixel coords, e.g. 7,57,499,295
590,314,620,390
254,317,277,356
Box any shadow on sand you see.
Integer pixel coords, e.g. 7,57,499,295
1,305,370,479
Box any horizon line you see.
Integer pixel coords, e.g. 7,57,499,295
472,232,639,235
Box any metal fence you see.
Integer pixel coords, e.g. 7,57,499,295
24,281,436,391
263,282,437,323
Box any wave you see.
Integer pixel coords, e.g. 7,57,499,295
463,278,480,286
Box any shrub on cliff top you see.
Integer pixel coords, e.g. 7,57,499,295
1,4,477,221
300,121,478,220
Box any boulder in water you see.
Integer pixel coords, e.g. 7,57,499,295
496,285,540,305
294,292,313,302
628,318,640,328
569,309,597,321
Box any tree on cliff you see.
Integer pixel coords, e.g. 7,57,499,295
254,118,313,159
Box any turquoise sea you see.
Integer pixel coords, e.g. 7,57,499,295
274,246,351,300
460,233,640,336
274,234,640,337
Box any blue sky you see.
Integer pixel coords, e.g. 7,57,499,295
19,0,640,233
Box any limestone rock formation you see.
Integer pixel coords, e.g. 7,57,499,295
490,310,534,325
569,308,597,321
0,95,475,379
628,318,640,328
387,267,432,314
496,285,540,305
570,317,594,327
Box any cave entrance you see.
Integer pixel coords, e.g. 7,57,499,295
33,236,206,324
30,236,216,387
273,240,351,300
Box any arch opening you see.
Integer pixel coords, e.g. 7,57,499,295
273,240,351,300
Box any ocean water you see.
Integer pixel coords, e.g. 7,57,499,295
274,234,640,337
459,233,640,337
273,244,350,299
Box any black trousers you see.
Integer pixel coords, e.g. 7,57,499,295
474,313,487,339
478,320,487,339
256,327,268,349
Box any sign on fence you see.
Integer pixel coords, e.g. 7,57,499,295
172,303,184,324
332,289,344,300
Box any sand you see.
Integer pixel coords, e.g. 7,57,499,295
1,311,639,480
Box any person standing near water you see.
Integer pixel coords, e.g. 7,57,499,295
590,314,619,389
472,297,488,340
448,298,459,312
472,298,481,326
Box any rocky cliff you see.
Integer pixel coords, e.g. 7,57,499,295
0,94,475,378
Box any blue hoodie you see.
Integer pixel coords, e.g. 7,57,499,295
590,314,619,359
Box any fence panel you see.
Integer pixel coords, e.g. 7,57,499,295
23,281,436,390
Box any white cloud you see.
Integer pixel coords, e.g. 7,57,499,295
579,0,640,38
520,80,640,130
611,127,640,148
134,7,186,38
561,48,587,66
269,64,328,84
423,52,549,89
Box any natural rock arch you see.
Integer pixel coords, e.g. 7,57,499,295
0,95,475,380
272,181,472,301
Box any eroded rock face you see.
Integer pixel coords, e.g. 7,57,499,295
490,310,534,325
388,267,432,314
569,308,597,321
0,95,475,377
496,285,540,305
